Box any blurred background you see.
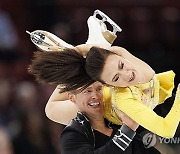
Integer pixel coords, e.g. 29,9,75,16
0,0,180,154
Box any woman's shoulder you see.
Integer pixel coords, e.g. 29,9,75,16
112,86,143,102
114,86,141,95
103,86,134,99
155,70,175,79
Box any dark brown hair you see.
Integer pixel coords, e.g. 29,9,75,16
28,48,95,92
85,46,114,83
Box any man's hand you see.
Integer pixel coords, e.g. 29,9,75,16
113,107,139,131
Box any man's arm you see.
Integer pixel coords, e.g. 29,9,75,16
45,85,78,125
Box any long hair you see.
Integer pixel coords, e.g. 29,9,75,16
85,46,114,83
28,48,95,92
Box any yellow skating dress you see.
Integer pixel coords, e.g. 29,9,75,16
103,70,180,138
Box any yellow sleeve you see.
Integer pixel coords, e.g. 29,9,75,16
103,86,111,102
113,87,180,138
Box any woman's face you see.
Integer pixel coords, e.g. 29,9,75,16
100,54,151,87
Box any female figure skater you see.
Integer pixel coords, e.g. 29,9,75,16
84,46,180,138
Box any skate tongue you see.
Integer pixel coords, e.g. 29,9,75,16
86,16,111,48
102,31,117,44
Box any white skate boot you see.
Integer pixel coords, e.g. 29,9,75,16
26,30,74,52
86,10,122,48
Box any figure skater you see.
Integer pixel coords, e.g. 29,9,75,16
27,10,180,138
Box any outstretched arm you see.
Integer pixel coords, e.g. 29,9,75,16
74,44,103,57
49,44,131,59
75,45,130,58
113,84,180,138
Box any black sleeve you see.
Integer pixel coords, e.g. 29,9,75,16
60,124,136,154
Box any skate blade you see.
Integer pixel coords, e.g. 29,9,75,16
93,10,122,35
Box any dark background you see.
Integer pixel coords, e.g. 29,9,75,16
0,0,179,153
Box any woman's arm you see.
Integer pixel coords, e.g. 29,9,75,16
109,46,132,57
75,45,132,57
45,85,78,125
74,44,102,57
113,84,180,138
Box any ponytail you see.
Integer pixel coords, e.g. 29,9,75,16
28,48,95,92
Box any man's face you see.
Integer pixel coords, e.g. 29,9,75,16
70,82,103,118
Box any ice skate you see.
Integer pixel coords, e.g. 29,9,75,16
86,9,122,48
26,30,73,52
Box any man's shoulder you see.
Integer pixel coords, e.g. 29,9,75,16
61,113,95,145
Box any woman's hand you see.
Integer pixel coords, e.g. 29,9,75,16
113,107,139,131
